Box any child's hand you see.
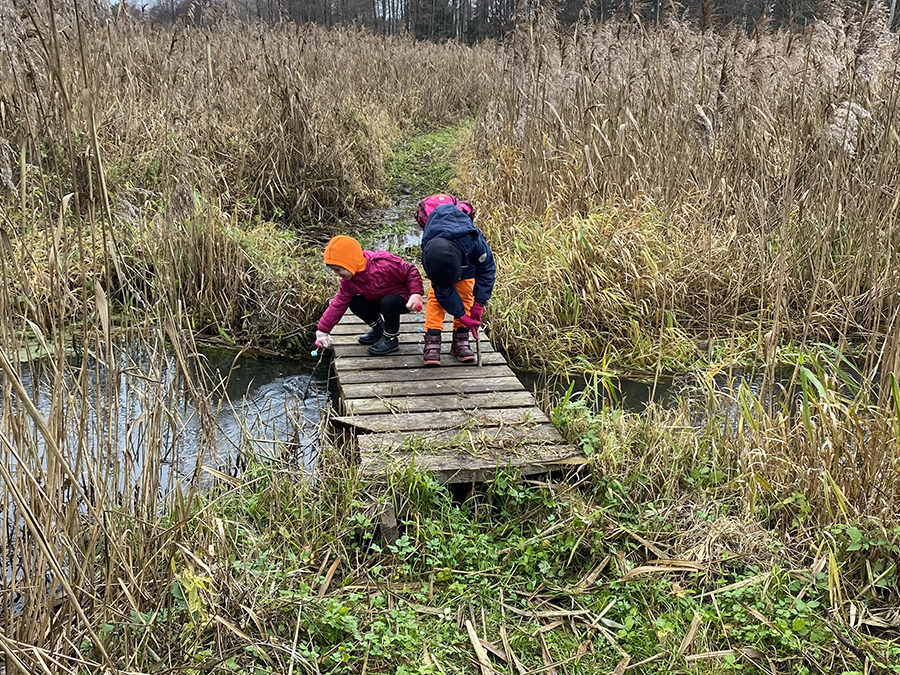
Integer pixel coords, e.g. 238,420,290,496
315,330,333,349
458,314,480,338
406,294,424,312
469,302,484,323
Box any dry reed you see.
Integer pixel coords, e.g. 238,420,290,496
467,6,900,374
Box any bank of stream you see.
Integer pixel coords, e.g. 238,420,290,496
9,199,798,489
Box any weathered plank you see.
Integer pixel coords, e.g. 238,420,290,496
359,445,587,484
341,376,524,400
330,320,450,336
332,331,438,346
333,407,549,433
344,390,536,415
337,365,515,385
356,424,564,453
333,352,507,372
332,341,495,359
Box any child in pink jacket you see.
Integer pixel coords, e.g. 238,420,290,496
315,235,424,356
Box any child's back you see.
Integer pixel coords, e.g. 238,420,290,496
418,203,495,367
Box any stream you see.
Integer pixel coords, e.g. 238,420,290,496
5,196,793,489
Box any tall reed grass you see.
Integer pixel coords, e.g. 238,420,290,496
1,15,497,341
460,5,900,602
3,16,495,221
0,13,497,670
467,5,900,375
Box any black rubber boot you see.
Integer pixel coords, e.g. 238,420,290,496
358,321,384,345
367,332,399,356
450,327,475,363
423,329,442,366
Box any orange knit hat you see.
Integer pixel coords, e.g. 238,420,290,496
324,235,366,275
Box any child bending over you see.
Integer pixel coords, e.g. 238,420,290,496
315,235,424,356
416,195,495,366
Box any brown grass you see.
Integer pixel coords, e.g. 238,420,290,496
465,6,900,372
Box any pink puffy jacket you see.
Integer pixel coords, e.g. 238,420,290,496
317,250,424,333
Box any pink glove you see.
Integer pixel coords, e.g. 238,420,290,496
469,302,484,323
458,313,480,338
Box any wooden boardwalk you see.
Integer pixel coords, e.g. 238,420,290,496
330,312,585,483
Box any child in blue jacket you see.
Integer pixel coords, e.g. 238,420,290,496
416,196,495,366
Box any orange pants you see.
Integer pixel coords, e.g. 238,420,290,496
424,278,474,331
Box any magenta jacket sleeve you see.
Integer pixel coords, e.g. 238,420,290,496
402,258,425,296
317,282,354,333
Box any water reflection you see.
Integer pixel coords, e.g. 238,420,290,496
1,339,331,618
514,367,794,419
9,339,332,490
514,369,677,413
358,196,422,255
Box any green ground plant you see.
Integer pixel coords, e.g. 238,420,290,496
67,430,900,674
386,124,473,197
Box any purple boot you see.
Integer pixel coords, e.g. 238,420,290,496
423,329,441,366
450,327,475,363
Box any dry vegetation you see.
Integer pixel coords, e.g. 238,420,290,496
1,17,497,342
467,4,900,374
0,5,899,674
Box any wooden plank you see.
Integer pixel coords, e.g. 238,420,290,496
359,445,587,484
341,376,524,400
330,319,450,335
337,365,516,385
357,424,564,453
333,352,507,372
337,313,454,326
344,390,536,415
332,341,495,358
379,502,399,546
333,407,549,433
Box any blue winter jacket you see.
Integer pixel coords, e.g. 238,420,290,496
421,204,496,319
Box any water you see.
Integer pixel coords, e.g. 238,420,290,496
2,338,333,617
515,369,677,413
7,339,332,490
513,366,798,422
358,195,422,256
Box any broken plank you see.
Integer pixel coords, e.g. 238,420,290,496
337,365,516,385
359,445,587,484
333,352,507,372
356,424,564,454
333,407,549,433
344,390,536,415
341,376,524,400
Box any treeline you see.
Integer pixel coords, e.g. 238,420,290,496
132,0,900,41
3,0,896,43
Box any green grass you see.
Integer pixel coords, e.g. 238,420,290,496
80,450,900,674
386,122,474,198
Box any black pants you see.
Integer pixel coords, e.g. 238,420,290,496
348,295,409,334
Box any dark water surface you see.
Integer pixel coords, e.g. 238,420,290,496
11,340,333,489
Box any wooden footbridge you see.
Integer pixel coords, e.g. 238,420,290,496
330,313,585,483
